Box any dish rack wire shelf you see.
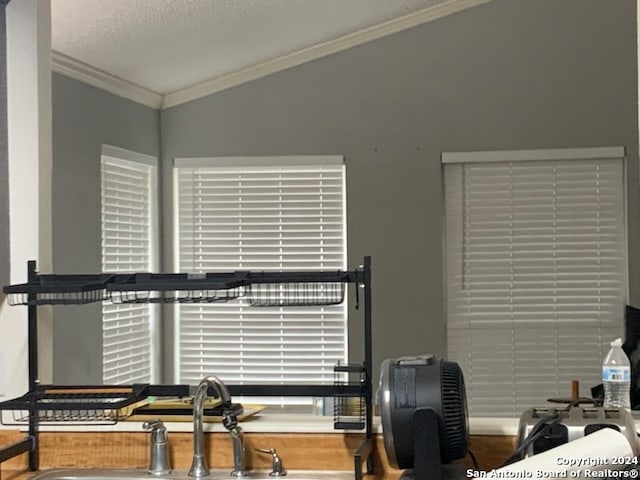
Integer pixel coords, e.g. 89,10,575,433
1,257,374,480
0,385,151,425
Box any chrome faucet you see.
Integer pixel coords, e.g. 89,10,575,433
143,419,170,475
188,375,239,478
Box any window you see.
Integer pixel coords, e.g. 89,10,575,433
101,145,159,384
174,156,347,402
443,147,627,417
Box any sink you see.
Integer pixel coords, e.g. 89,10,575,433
31,469,355,480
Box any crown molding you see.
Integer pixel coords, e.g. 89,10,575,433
51,0,492,110
51,51,164,109
162,0,492,109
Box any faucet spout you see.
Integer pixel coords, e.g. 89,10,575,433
188,375,237,478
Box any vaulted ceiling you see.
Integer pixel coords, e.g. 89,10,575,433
50,0,491,107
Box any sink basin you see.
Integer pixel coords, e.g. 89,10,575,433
32,468,355,480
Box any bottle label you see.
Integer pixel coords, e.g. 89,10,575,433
603,366,630,382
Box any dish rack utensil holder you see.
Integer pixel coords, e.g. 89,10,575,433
333,363,366,430
1,257,375,480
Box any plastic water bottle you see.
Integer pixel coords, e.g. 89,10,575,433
602,337,631,409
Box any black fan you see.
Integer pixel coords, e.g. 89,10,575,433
378,355,468,480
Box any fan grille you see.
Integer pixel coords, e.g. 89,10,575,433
441,361,468,461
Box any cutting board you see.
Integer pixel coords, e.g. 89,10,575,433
121,397,264,423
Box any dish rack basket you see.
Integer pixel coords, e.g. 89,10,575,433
0,385,150,425
246,271,347,307
4,274,115,306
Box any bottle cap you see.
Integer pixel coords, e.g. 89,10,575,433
611,337,623,347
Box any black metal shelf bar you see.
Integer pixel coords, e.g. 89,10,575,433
245,271,351,283
334,363,365,373
227,384,364,397
107,272,250,291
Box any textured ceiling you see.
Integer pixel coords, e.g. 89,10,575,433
51,0,444,95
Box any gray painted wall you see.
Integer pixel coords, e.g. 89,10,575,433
48,0,639,386
0,5,9,290
160,0,639,383
51,73,160,383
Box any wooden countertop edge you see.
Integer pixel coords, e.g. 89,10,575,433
0,431,516,476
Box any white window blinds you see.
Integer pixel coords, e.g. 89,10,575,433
443,147,627,417
174,157,347,394
101,147,158,385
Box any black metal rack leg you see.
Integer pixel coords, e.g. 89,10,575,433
27,260,38,470
363,256,374,474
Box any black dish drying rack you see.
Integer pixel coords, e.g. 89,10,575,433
1,257,374,480
5,271,350,307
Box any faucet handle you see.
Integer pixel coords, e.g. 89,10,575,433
143,419,168,440
144,419,167,436
256,448,287,477
143,419,166,431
